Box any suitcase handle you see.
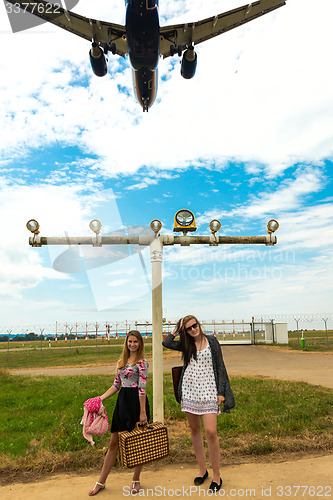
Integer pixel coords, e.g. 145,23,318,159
135,422,148,430
135,422,162,431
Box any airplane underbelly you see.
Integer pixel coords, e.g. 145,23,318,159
126,3,160,71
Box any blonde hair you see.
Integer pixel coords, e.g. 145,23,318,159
117,330,145,369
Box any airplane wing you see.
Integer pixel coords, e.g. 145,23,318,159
4,0,128,57
160,0,286,58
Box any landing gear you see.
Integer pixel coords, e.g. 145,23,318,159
170,44,182,57
142,99,149,112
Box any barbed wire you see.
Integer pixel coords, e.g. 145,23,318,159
255,313,333,322
1,313,332,335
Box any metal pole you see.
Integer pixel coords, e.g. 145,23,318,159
69,327,73,353
323,318,329,348
251,317,255,344
6,329,12,361
40,328,44,357
150,236,164,422
29,234,276,247
271,319,275,344
294,318,300,346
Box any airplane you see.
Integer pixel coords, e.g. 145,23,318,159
6,0,287,111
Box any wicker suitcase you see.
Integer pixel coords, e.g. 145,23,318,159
118,422,169,468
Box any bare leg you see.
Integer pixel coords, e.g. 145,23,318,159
202,413,220,483
131,464,143,493
185,412,206,476
89,432,119,495
132,464,143,481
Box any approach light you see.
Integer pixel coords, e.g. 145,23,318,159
89,219,102,234
209,219,222,234
26,219,40,234
267,219,279,234
173,209,196,233
150,219,163,233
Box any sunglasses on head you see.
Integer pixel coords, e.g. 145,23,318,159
186,322,198,333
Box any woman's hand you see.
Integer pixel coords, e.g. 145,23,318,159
172,318,184,336
217,395,225,406
139,411,147,425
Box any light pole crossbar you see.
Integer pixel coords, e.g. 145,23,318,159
29,234,276,247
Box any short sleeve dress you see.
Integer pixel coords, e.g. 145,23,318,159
111,359,150,432
181,343,220,415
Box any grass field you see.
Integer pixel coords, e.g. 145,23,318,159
288,330,333,351
0,343,132,369
0,371,332,483
0,337,128,349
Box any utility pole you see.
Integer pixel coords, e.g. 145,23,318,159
26,213,279,422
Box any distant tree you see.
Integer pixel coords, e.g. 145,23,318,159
25,332,40,341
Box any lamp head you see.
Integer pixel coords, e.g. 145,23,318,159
26,219,40,234
267,219,279,233
150,219,163,234
173,209,196,234
89,219,102,234
209,219,222,234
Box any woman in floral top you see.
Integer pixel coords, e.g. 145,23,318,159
89,330,150,496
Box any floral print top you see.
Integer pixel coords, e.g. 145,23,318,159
112,359,149,396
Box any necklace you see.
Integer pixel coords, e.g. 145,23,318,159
196,336,206,351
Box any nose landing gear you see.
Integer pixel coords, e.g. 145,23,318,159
142,99,149,112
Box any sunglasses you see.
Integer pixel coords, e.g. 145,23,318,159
186,322,198,333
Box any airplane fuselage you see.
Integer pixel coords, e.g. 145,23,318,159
125,0,160,111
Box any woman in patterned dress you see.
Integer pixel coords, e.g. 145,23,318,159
89,330,150,496
163,315,235,492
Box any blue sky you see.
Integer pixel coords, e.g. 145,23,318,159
0,0,332,332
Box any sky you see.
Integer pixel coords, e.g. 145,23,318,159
0,0,332,334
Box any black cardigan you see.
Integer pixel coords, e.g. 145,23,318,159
163,334,235,413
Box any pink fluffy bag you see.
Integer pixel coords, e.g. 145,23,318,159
80,396,110,446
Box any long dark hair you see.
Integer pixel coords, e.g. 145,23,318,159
176,315,205,366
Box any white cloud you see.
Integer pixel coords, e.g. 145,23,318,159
106,279,131,287
126,178,159,191
0,0,332,175
0,181,117,299
196,166,326,224
277,203,333,251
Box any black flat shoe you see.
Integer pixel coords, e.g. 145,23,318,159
194,470,208,485
208,478,223,492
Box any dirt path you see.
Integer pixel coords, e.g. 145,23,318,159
1,457,332,499
3,346,333,498
9,345,333,389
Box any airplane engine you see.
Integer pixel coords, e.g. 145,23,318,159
180,47,197,79
89,43,108,77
